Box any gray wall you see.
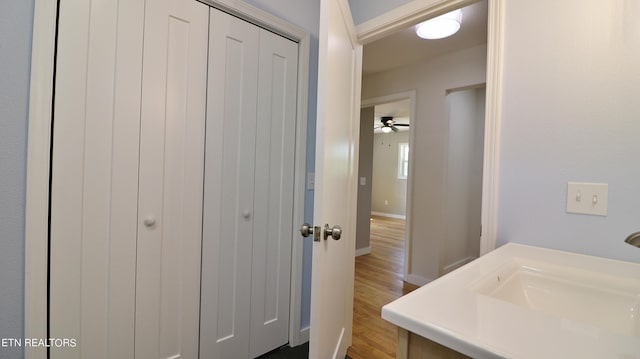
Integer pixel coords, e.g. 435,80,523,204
371,131,409,216
0,1,34,358
348,0,413,25
356,107,375,252
498,0,640,263
363,44,487,284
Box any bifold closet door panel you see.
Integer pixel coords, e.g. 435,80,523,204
249,29,299,358
49,0,145,358
135,0,209,358
200,8,260,358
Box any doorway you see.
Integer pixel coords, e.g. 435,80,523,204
360,0,487,282
371,100,411,222
349,1,488,357
356,93,415,265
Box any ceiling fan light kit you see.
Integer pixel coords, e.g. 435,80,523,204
376,116,409,133
415,9,462,40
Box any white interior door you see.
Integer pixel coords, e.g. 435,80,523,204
200,8,299,358
135,0,209,358
309,0,362,358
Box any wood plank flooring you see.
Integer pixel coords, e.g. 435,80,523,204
347,216,419,359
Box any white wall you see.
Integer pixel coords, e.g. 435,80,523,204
498,0,640,263
443,87,485,273
371,131,409,217
363,44,487,283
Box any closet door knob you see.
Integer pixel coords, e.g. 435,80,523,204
143,216,156,228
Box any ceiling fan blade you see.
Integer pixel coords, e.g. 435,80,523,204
391,126,399,133
394,124,410,127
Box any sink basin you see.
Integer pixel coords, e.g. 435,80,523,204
471,258,640,337
382,243,640,359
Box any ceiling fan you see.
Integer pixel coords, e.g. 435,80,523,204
375,116,409,133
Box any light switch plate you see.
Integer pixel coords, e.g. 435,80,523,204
307,173,315,190
359,177,367,186
566,182,608,216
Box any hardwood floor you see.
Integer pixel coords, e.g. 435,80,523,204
347,216,419,359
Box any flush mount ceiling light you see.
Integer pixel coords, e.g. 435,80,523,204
415,9,462,40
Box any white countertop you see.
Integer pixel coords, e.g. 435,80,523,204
381,243,640,359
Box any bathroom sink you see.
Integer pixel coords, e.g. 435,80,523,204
382,243,640,359
471,258,640,337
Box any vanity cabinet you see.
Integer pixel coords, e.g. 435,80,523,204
398,329,470,359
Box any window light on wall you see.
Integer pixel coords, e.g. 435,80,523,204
415,9,462,40
398,143,409,179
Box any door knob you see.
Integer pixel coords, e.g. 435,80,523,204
300,223,313,237
300,223,322,242
324,224,342,240
143,216,156,228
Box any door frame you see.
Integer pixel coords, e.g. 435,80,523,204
24,1,311,357
361,90,417,282
356,0,504,256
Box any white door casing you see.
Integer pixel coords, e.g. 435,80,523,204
49,0,208,358
309,0,362,358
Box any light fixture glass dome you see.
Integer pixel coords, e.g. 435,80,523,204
415,9,462,40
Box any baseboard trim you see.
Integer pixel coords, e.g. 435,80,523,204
443,256,476,274
371,211,406,220
355,246,371,256
299,326,309,344
405,273,432,286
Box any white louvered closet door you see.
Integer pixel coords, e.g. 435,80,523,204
200,8,299,359
49,0,209,358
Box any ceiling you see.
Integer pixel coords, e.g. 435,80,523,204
362,0,488,76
